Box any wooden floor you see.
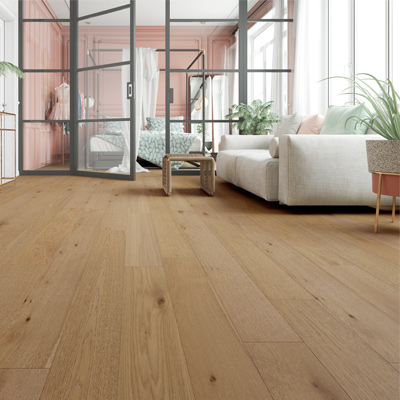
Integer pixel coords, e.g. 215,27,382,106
0,172,399,400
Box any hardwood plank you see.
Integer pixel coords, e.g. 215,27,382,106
125,214,162,267
230,213,399,362
207,222,313,300
250,213,399,321
246,343,352,400
391,363,400,372
148,197,196,258
174,210,300,342
40,230,125,400
323,213,400,250
162,257,273,400
273,299,399,400
0,209,104,368
300,212,399,266
119,267,195,400
0,369,48,400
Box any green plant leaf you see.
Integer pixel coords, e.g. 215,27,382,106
0,62,24,78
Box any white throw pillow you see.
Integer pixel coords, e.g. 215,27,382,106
269,137,280,158
274,113,303,137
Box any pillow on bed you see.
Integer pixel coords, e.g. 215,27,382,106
103,116,123,135
146,117,184,133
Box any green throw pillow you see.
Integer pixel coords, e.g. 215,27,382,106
320,104,370,135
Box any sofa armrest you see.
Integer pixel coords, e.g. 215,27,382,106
278,134,386,206
220,134,273,151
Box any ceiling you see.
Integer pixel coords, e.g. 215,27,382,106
47,0,260,25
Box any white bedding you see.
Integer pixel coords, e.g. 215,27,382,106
90,134,202,153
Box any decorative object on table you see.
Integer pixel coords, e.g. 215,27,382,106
329,73,400,173
225,99,280,135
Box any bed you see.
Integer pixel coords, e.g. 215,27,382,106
89,130,201,169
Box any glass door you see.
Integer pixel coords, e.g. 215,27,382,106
75,0,135,180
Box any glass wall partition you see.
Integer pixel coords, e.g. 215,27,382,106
20,0,70,172
19,0,135,179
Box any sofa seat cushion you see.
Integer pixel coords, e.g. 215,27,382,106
217,149,279,202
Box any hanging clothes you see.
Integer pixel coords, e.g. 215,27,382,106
49,82,70,120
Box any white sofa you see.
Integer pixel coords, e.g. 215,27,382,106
217,134,393,206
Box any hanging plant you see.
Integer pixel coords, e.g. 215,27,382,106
225,99,280,135
0,62,25,79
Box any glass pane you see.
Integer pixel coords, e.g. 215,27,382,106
171,0,239,20
79,0,129,17
355,0,386,80
78,64,130,121
329,0,351,105
1,116,16,181
248,72,290,116
79,8,130,69
137,0,165,26
23,22,70,70
23,122,69,171
248,0,288,18
77,122,127,174
23,72,70,121
247,22,291,70
23,0,70,19
169,22,238,70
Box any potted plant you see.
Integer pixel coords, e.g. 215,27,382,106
338,73,400,174
225,99,280,135
0,62,24,79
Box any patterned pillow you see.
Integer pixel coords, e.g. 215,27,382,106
146,117,184,133
103,116,123,134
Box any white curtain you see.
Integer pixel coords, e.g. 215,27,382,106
212,75,229,150
191,76,213,142
109,48,159,173
271,1,285,115
292,0,328,115
227,32,239,134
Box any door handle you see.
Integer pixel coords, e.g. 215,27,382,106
127,83,133,99
168,88,174,104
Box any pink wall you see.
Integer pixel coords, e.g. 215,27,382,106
23,0,66,170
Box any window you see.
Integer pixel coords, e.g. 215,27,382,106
248,1,290,115
329,0,393,106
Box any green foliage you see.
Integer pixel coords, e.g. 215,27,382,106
328,73,400,140
225,99,280,135
0,62,25,79
197,123,206,134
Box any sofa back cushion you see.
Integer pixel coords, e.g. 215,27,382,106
320,104,369,135
274,113,303,137
297,114,325,135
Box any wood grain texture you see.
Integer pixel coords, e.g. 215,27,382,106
40,230,125,399
174,210,300,342
246,343,352,400
273,299,399,400
162,257,273,400
0,173,398,399
0,369,48,400
119,267,195,400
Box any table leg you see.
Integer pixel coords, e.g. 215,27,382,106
374,173,382,233
392,197,396,223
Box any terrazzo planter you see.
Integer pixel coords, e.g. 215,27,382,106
366,140,400,174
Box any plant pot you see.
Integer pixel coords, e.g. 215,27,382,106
366,140,400,174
